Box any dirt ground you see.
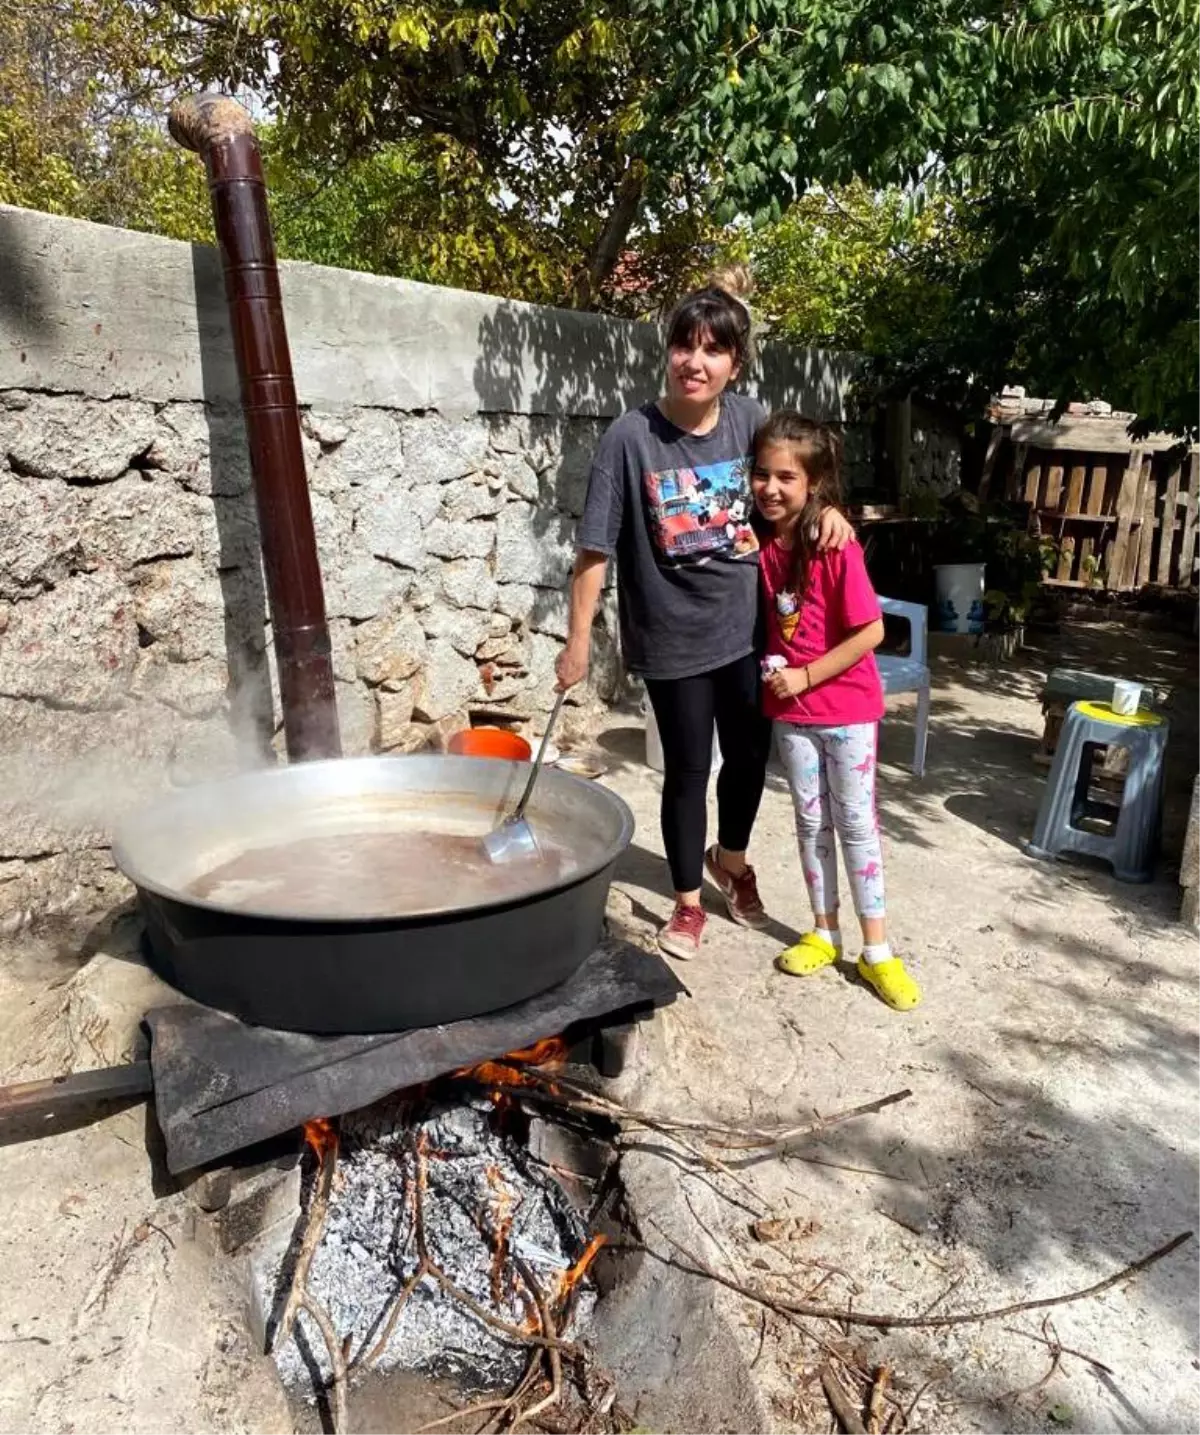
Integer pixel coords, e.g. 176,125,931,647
597,617,1199,1433
0,617,1195,1434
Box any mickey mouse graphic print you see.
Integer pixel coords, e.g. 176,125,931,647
644,457,759,561
575,392,767,680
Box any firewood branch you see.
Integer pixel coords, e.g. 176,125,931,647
297,1292,349,1435
495,1067,912,1156
362,1131,582,1372
867,1365,891,1433
629,1224,1193,1331
275,1120,340,1352
821,1363,868,1434
509,1255,563,1430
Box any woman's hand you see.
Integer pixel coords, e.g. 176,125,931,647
555,640,589,691
816,507,855,551
766,666,810,700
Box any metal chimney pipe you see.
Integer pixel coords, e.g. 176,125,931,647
169,93,341,762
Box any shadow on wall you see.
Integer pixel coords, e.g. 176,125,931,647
752,339,855,418
474,297,660,418
0,208,52,342
472,298,853,422
473,300,853,697
471,301,645,702
188,244,275,761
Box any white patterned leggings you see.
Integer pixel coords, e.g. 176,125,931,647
774,721,886,920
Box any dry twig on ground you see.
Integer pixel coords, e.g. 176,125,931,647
715,1090,913,1157
867,1366,891,1434
821,1363,868,1433
1001,1322,1113,1376
502,1067,911,1157
413,1355,543,1434
629,1224,1193,1332
297,1292,349,1435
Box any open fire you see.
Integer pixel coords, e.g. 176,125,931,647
117,937,684,1427
457,1034,572,1091
264,1037,620,1430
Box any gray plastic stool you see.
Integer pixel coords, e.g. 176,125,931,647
1026,700,1169,882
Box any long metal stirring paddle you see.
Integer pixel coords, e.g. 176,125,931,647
481,688,569,864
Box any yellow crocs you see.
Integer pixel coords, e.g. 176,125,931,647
776,931,841,977
857,956,922,1011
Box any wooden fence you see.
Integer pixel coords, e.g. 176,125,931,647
988,417,1199,591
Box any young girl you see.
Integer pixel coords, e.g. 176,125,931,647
556,286,853,960
751,411,921,1010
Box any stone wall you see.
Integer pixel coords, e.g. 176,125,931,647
0,204,854,925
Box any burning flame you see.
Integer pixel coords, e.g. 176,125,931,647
456,1034,570,1091
303,1117,339,1162
553,1233,608,1309
506,1035,570,1066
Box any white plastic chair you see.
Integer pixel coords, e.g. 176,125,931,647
876,597,931,777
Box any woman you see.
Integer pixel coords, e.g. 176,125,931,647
554,285,853,959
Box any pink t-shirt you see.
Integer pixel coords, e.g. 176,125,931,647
759,537,884,725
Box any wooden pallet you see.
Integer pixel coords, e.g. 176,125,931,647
1004,439,1199,591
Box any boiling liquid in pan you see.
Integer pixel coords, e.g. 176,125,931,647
190,828,578,919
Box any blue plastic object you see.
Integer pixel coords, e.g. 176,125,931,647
1026,700,1169,882
878,597,931,777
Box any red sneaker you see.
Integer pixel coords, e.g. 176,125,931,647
657,902,707,960
704,846,768,929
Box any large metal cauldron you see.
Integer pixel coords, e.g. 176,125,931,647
113,755,634,1034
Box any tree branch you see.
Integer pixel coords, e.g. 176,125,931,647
575,159,645,309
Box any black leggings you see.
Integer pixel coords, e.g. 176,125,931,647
645,653,772,893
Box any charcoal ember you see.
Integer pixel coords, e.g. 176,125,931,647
267,1095,595,1399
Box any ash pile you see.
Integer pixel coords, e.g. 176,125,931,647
263,1092,599,1399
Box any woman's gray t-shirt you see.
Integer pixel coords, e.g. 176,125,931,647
575,393,766,681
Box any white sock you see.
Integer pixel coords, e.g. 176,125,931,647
816,926,842,951
862,941,893,967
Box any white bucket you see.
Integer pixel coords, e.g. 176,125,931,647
1112,680,1143,716
643,697,721,773
933,562,986,634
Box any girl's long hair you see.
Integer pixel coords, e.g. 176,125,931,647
754,411,844,598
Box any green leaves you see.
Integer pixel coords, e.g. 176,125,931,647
726,180,964,355
386,13,433,51
9,0,1196,431
636,0,1198,433
0,0,211,234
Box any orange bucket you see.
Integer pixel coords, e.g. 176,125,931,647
447,727,532,761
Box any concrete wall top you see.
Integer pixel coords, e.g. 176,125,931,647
0,204,852,420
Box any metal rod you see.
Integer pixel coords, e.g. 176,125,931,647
169,93,341,762
512,689,568,822
0,1062,154,1122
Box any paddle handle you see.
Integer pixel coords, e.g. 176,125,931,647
511,688,568,822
